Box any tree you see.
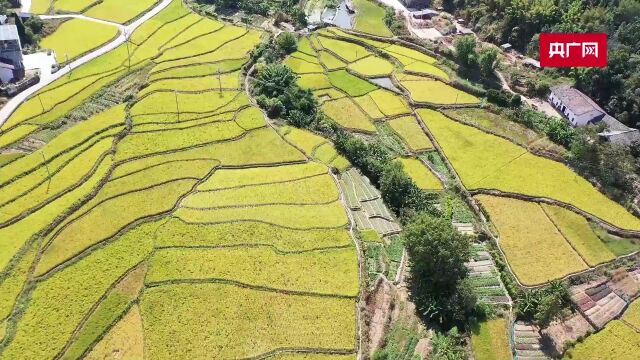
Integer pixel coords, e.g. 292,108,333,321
253,63,296,98
454,35,477,67
478,47,498,77
404,213,475,327
276,32,298,54
380,161,415,213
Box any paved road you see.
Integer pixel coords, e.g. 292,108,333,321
0,0,172,128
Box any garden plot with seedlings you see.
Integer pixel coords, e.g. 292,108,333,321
40,18,119,64
570,279,629,329
466,244,510,305
475,195,588,286
0,3,360,358
420,108,640,231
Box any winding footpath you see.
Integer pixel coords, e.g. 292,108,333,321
0,0,172,127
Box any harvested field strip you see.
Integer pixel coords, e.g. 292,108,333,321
476,195,588,285
368,89,411,116
419,108,640,231
0,225,153,360
115,120,245,161
396,158,443,190
129,0,191,45
0,137,114,224
563,320,640,360
36,179,197,276
348,56,394,77
400,78,480,105
0,124,40,149
182,175,339,208
139,70,242,96
388,116,434,152
175,201,349,229
322,97,375,133
84,304,144,360
140,283,356,358
2,68,125,129
153,218,353,251
197,162,328,190
160,17,224,50
150,30,263,73
470,318,512,360
541,204,616,267
318,36,371,62
147,247,358,296
148,58,246,81
0,157,112,273
328,70,377,97
59,265,146,360
40,18,119,64
84,0,158,24
0,241,38,321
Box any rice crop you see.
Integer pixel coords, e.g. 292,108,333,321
141,283,356,358
175,201,349,229
419,108,640,231
475,195,588,285
396,158,442,190
147,246,358,296
322,97,376,133
328,70,377,97
388,116,434,152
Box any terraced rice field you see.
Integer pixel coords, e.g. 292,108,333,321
352,0,393,37
563,320,640,359
476,195,588,285
40,18,119,63
419,109,640,231
0,2,359,359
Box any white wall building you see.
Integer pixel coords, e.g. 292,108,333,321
548,85,605,126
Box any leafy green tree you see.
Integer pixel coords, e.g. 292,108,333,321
380,161,415,213
478,48,498,77
454,35,477,67
253,63,296,98
276,32,298,54
404,213,475,327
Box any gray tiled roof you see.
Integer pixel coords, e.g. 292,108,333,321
550,85,605,117
0,25,20,41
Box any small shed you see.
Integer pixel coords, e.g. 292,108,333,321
411,9,439,20
500,43,512,52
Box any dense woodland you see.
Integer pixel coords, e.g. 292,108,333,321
450,0,640,128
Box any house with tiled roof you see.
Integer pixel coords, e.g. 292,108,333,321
549,85,640,146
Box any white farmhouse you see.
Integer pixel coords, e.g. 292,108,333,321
548,85,605,126
548,84,640,146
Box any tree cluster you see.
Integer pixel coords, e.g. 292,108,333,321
452,0,640,127
403,213,477,329
453,35,499,77
516,281,572,326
